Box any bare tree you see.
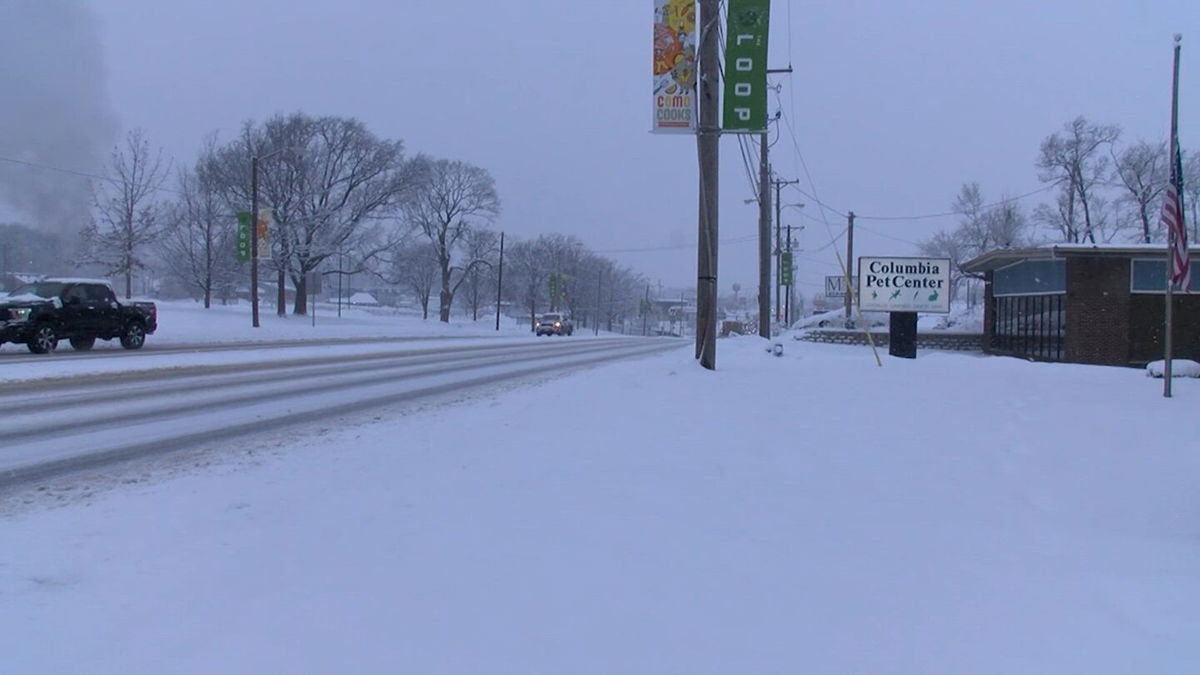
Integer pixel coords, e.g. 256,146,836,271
458,226,500,321
204,113,418,315
918,229,971,304
920,184,1032,307
505,237,550,330
80,128,169,298
404,158,501,322
1184,148,1200,242
1036,117,1121,243
159,136,239,307
1033,190,1076,244
387,240,439,319
1112,140,1167,243
952,182,985,236
987,199,1033,247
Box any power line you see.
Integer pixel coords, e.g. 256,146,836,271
855,224,922,246
596,233,758,254
767,90,1057,225
0,155,109,183
736,134,760,198
853,184,1058,221
0,153,192,199
772,98,846,225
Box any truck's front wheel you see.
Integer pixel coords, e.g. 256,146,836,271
120,322,146,350
27,324,58,354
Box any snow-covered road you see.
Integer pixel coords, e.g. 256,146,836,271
0,336,682,485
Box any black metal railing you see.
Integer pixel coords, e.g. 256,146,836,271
993,294,1064,361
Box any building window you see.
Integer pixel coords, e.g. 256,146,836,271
993,259,1066,296
1130,259,1200,293
993,294,1065,361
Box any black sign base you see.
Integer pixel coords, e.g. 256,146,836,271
889,311,918,359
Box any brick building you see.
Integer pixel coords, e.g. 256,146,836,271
962,245,1200,367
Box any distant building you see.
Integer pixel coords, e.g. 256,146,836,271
963,245,1199,366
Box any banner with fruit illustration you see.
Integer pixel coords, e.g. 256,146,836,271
652,0,697,133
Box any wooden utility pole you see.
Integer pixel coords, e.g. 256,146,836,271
772,176,800,322
695,0,720,369
758,133,772,339
844,211,856,324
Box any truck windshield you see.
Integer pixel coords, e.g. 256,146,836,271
8,282,66,299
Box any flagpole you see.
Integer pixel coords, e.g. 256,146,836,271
1164,34,1182,397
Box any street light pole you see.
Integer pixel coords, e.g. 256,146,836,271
250,155,260,328
249,146,299,327
785,224,792,325
495,231,504,331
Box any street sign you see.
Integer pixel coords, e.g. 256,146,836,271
307,271,323,295
236,212,251,262
824,275,855,298
722,0,770,132
857,257,951,313
256,208,272,257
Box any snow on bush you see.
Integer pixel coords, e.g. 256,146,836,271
1145,360,1200,378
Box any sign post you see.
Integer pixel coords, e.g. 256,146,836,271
307,270,322,327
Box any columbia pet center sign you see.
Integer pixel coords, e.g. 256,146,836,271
857,257,951,313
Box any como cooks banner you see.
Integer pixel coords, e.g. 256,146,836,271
652,0,697,133
722,0,769,132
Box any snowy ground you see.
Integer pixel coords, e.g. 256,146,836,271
3,315,1200,673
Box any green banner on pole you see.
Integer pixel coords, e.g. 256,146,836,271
722,0,770,133
236,212,252,262
781,251,793,286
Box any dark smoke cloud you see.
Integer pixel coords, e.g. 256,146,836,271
0,0,117,238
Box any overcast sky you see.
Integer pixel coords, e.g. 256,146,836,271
7,0,1199,296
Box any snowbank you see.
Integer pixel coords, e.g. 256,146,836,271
1146,359,1200,378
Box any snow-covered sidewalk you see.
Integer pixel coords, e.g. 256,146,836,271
3,335,1199,673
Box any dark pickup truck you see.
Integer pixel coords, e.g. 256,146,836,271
0,278,157,353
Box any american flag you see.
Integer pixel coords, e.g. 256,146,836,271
1162,138,1190,291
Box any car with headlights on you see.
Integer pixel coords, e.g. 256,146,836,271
535,312,573,336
